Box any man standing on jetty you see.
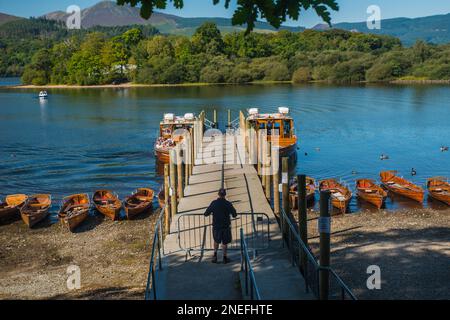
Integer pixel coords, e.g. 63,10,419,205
204,188,237,264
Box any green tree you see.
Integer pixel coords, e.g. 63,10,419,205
191,23,224,55
116,0,339,32
292,67,312,83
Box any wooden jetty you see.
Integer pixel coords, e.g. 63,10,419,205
144,110,356,301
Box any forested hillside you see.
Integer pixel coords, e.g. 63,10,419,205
12,21,450,85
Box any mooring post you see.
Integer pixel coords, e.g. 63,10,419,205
272,144,280,215
169,149,178,217
261,132,267,189
257,130,262,177
228,109,231,128
176,144,184,198
281,157,290,240
265,141,271,200
298,174,308,274
319,190,331,301
214,109,218,128
184,136,190,188
164,164,170,234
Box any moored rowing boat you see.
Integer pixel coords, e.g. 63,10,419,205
93,190,122,221
20,194,52,228
0,194,28,220
427,177,450,206
319,179,352,214
289,177,316,210
380,171,424,203
356,179,387,209
58,194,90,232
124,188,154,220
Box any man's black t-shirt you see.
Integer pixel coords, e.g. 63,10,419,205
204,198,237,229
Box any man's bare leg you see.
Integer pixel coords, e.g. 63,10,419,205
223,244,231,264
212,242,219,263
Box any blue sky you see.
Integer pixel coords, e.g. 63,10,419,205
0,0,449,27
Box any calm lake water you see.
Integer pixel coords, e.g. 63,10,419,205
0,81,449,217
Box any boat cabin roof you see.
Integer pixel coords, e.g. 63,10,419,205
247,113,293,121
160,115,197,126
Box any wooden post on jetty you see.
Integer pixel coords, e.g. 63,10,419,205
319,190,331,301
257,130,262,176
213,109,218,128
176,144,184,198
164,164,170,234
261,132,267,189
272,144,280,215
184,135,190,187
265,141,271,200
169,149,178,217
228,109,231,128
298,174,308,274
281,157,290,239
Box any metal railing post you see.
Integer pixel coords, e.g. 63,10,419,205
298,174,308,275
319,190,331,301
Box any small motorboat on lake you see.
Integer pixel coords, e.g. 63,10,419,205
427,177,450,206
124,188,154,220
289,177,316,210
20,194,52,228
38,91,48,99
0,194,28,220
356,179,387,209
246,107,298,157
93,190,122,221
319,179,352,214
58,194,90,232
380,171,424,203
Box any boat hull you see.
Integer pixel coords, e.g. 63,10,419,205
429,192,450,206
125,203,153,220
21,210,50,228
155,148,170,164
320,180,352,214
357,191,385,209
59,210,89,232
382,185,424,203
0,206,19,220
279,143,297,158
94,205,121,221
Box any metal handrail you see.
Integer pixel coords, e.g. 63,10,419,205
240,228,262,300
280,208,357,300
177,212,271,253
144,206,166,300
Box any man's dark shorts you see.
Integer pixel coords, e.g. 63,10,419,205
213,228,232,245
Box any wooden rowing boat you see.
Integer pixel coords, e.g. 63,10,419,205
20,194,51,228
93,190,122,221
356,179,387,209
0,194,28,220
319,179,352,214
380,171,424,203
124,188,154,220
289,177,316,210
58,194,90,232
427,177,450,206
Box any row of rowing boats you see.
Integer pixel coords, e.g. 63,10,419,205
290,171,450,214
0,188,154,232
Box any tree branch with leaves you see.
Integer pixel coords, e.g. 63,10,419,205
116,0,339,32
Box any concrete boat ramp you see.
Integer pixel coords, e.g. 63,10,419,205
155,136,313,300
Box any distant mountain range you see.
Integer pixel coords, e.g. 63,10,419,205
0,12,23,26
42,1,304,35
316,13,450,46
1,0,450,45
